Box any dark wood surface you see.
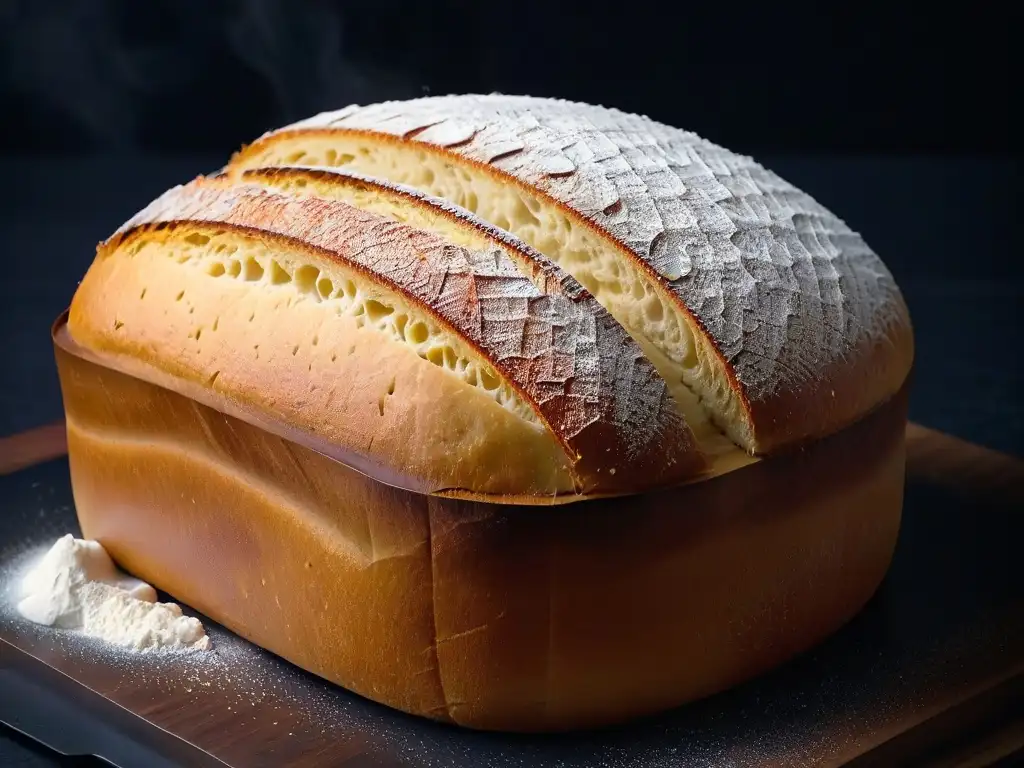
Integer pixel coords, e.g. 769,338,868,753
0,421,1021,768
0,423,67,478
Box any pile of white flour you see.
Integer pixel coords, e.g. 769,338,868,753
17,534,210,652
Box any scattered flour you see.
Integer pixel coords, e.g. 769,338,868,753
17,534,210,652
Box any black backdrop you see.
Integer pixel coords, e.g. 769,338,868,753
0,1,1019,446
0,1,1014,155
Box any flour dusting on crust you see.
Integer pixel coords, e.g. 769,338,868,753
272,95,911,409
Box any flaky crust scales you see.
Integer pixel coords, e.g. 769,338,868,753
71,177,701,497
237,95,914,451
238,165,595,301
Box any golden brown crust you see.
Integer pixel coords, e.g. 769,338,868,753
69,178,704,497
66,255,577,500
229,164,764,479
235,165,588,299
234,134,757,443
231,96,915,455
57,324,909,731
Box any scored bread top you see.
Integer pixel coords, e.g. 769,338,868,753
232,94,915,454
235,165,590,298
68,175,703,499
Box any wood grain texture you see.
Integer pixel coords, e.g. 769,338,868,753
905,423,1024,503
0,423,67,477
841,665,1024,767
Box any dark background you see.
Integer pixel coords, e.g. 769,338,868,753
0,1,1015,155
1,0,1019,448
0,3,1020,766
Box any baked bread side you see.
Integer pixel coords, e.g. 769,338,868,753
57,331,909,732
68,178,702,498
232,95,914,455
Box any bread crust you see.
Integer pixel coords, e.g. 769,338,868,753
237,165,610,302
233,95,914,453
57,319,908,732
69,178,702,497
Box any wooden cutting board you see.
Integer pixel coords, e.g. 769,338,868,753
0,422,1022,768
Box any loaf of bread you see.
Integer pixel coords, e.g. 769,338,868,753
59,95,914,732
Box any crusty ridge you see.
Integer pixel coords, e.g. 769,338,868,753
236,165,752,468
235,166,599,305
97,178,702,494
232,94,914,454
